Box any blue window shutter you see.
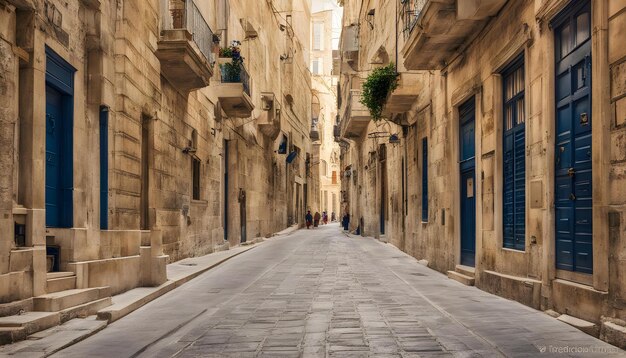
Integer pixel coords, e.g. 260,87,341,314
503,132,514,247
422,138,428,222
502,56,525,250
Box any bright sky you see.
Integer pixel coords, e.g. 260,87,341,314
311,0,343,50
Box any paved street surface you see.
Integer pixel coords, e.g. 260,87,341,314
54,224,623,357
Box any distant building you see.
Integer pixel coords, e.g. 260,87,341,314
310,4,341,217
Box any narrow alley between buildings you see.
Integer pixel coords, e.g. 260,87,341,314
48,225,621,357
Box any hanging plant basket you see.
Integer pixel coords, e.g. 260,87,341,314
360,63,398,121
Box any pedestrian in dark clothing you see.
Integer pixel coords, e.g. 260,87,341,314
305,210,313,229
342,213,350,231
331,211,336,222
314,212,321,227
322,211,328,225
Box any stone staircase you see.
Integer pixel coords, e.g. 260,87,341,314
447,264,476,286
0,272,112,345
46,272,77,293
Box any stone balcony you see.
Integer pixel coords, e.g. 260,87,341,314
402,0,508,70
213,58,254,118
340,90,370,139
382,72,424,118
155,0,215,92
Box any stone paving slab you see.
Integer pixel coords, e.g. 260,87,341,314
0,316,106,357
0,230,303,357
48,224,626,357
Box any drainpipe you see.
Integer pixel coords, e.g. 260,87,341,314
402,124,408,251
395,0,399,73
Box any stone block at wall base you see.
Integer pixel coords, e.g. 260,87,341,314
551,279,609,324
0,271,33,304
152,255,167,286
0,298,33,317
26,209,45,247
9,248,33,272
600,320,626,349
139,246,167,286
68,256,141,296
478,270,542,309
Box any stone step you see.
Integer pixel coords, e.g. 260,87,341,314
557,314,599,337
59,297,112,323
46,271,75,280
33,287,111,312
447,270,475,286
455,264,475,277
0,311,60,345
46,275,77,294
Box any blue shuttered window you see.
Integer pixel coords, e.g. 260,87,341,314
421,138,428,222
502,55,526,250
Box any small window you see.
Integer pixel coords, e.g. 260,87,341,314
332,171,337,184
313,22,324,50
421,138,428,222
311,58,323,75
192,158,201,200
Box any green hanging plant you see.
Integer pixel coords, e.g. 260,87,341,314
360,63,399,121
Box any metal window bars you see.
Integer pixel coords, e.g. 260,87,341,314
401,0,427,39
220,64,251,97
160,0,214,64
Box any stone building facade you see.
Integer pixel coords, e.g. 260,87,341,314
0,0,312,341
338,0,626,346
311,6,341,219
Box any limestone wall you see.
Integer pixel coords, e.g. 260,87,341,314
338,0,626,331
0,0,313,306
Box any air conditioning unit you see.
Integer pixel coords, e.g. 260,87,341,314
261,92,275,111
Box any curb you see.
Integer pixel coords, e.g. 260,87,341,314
97,244,259,323
0,226,296,357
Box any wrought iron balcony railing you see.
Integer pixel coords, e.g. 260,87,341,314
401,0,427,39
220,64,251,97
160,0,214,64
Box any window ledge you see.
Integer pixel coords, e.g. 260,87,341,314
191,200,208,206
502,247,526,254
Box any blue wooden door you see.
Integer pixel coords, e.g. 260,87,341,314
45,47,75,228
45,86,63,227
460,99,476,267
553,1,592,274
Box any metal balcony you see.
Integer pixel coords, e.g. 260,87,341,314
402,0,507,70
340,90,371,139
214,58,254,118
156,0,215,92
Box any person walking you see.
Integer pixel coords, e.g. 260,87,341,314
331,211,336,222
342,212,350,231
322,211,328,225
305,210,313,229
313,211,321,227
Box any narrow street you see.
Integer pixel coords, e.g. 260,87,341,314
54,225,620,358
